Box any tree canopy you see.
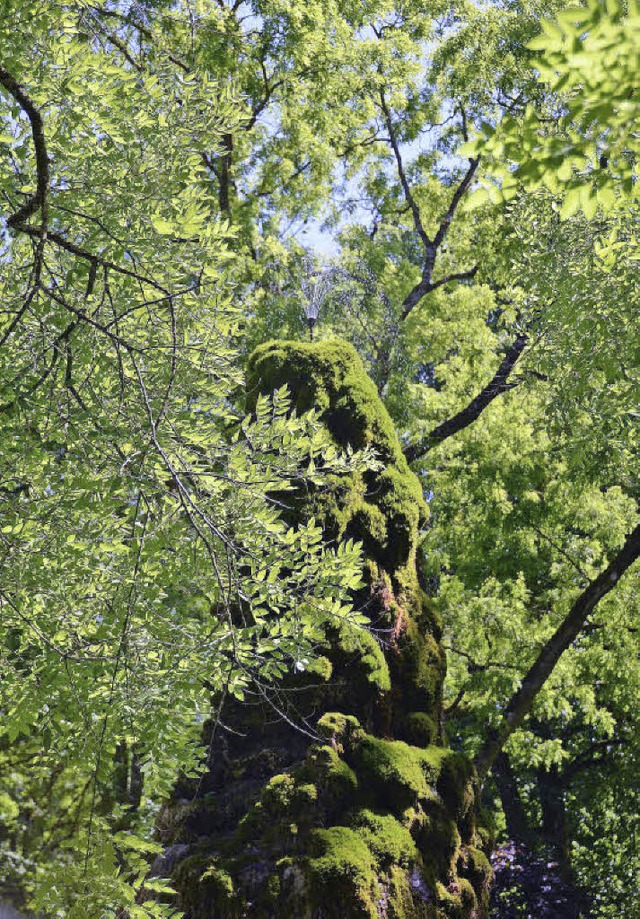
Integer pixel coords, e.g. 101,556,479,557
0,0,638,916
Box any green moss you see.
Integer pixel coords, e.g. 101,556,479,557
335,620,391,691
385,864,426,918
261,773,296,811
304,744,359,803
353,736,434,810
435,879,477,918
458,846,492,889
248,340,409,461
201,863,235,900
248,339,447,725
435,753,474,822
420,593,444,643
416,803,462,881
474,805,497,854
351,810,419,867
306,654,333,680
306,826,378,917
260,774,318,821
174,855,242,918
174,340,486,917
402,712,438,747
317,711,364,748
236,772,319,848
393,618,447,714
247,340,428,574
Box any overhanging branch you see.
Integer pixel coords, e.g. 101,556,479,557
0,65,50,229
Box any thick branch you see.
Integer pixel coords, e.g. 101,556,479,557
399,265,479,323
217,133,234,213
404,333,528,463
0,66,49,228
425,266,479,295
474,521,640,782
431,156,479,255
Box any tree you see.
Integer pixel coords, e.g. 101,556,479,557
2,0,639,915
0,3,370,914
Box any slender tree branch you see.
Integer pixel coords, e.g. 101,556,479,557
398,155,480,322
379,90,429,249
443,644,519,673
424,265,478,295
474,521,640,782
404,333,528,462
530,523,589,583
373,105,482,387
431,156,479,256
92,21,143,71
559,737,626,784
244,59,285,131
18,224,170,293
86,5,191,73
443,687,466,718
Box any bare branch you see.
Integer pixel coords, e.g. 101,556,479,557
379,90,429,248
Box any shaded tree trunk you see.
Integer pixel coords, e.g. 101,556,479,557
493,752,533,846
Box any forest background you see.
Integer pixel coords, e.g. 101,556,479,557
0,0,638,916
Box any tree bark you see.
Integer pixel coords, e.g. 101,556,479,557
493,752,534,846
537,765,573,881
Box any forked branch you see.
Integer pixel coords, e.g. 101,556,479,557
379,93,480,325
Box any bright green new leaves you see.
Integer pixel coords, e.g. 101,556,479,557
464,0,640,216
508,197,640,485
0,2,372,915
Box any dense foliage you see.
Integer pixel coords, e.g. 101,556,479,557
0,0,638,916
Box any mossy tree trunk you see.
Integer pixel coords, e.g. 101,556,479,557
163,341,493,918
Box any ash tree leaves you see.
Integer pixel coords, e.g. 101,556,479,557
464,0,640,217
0,2,372,915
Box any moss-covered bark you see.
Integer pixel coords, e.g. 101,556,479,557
164,341,491,918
